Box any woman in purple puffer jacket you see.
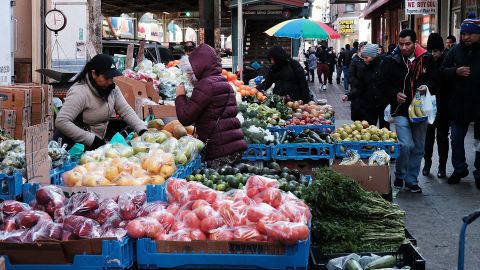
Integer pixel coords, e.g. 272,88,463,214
175,44,247,168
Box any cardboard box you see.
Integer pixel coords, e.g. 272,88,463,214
12,84,46,103
2,110,16,128
331,159,391,194
114,76,148,108
143,104,177,119
154,240,285,255
0,238,111,264
15,106,31,127
143,81,161,103
13,126,24,140
45,115,55,131
14,62,32,83
0,88,32,108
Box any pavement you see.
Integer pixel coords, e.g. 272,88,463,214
308,75,479,270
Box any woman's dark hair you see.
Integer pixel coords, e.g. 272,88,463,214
399,29,417,42
427,33,445,51
267,46,290,64
74,60,93,83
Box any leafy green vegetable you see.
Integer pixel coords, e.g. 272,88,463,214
303,168,405,253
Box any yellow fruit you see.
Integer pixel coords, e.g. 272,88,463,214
82,174,99,187
160,165,175,179
72,166,88,176
148,119,165,130
150,175,165,185
84,162,98,173
104,166,120,181
63,171,83,187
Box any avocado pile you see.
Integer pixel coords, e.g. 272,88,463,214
186,162,309,197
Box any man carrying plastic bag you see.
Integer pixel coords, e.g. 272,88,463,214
441,13,480,187
379,29,436,193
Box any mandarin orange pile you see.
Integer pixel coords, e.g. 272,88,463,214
222,69,266,101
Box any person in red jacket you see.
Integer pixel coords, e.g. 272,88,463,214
175,44,247,168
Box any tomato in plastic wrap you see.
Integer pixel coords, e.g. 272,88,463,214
246,202,287,223
211,199,234,211
15,210,52,229
166,203,180,215
62,215,102,239
253,188,283,208
229,189,254,204
183,211,201,229
233,226,264,242
193,205,217,220
170,222,185,232
96,199,120,225
1,230,27,243
139,217,164,238
126,219,145,239
245,175,279,198
189,229,207,240
264,221,309,244
168,230,191,241
191,199,210,210
153,233,169,241
1,200,30,218
166,179,187,203
148,210,175,233
208,227,234,241
186,181,217,204
200,216,224,233
277,200,311,224
102,228,127,239
36,185,66,205
218,201,247,227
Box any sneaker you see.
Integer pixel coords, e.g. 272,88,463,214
336,78,340,84
405,184,423,193
422,163,431,176
393,178,404,188
322,85,327,91
447,170,469,184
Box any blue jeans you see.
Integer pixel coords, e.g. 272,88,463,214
342,66,350,91
394,116,428,185
451,122,480,179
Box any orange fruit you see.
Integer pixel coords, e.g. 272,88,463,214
256,92,263,99
222,69,228,75
240,90,247,96
251,88,258,95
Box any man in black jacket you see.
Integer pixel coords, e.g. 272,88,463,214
380,29,435,193
338,44,354,92
440,13,480,187
349,41,368,121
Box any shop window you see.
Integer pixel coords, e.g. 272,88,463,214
345,4,355,13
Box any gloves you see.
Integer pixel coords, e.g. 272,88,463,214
88,136,106,151
138,129,147,136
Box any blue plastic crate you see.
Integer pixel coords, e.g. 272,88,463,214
272,144,334,161
334,141,400,158
242,144,272,161
2,237,134,270
305,175,313,186
0,172,23,201
22,182,39,204
142,181,310,270
268,124,335,135
185,155,202,176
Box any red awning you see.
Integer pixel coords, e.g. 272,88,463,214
360,0,391,19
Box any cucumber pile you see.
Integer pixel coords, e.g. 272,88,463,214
186,162,308,197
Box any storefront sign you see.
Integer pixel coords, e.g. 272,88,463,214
338,19,357,34
405,0,437,15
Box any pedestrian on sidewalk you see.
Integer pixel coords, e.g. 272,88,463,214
316,45,330,91
445,35,457,51
380,29,436,193
423,33,450,179
327,47,337,84
349,41,368,121
341,44,389,128
257,46,312,102
338,43,355,92
336,48,345,84
440,13,480,187
307,50,317,83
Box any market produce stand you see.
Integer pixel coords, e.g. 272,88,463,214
0,60,425,270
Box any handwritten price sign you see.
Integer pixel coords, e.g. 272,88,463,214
25,123,50,183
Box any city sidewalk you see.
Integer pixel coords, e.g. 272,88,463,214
308,74,479,270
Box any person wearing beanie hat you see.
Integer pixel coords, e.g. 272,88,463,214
361,43,379,58
423,33,450,178
348,41,369,122
440,12,480,187
341,43,388,130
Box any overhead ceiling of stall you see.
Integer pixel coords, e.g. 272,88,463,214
101,0,199,16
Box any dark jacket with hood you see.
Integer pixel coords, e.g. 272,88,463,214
347,57,388,110
260,46,312,102
175,44,247,160
379,45,436,118
440,41,480,123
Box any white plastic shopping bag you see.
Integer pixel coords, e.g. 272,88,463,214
384,105,394,123
422,88,437,124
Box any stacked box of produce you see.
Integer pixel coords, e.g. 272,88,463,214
135,175,311,269
185,161,309,198
62,129,204,187
0,186,135,269
272,129,335,160
333,121,399,158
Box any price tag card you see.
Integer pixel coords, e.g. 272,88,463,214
24,123,50,183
